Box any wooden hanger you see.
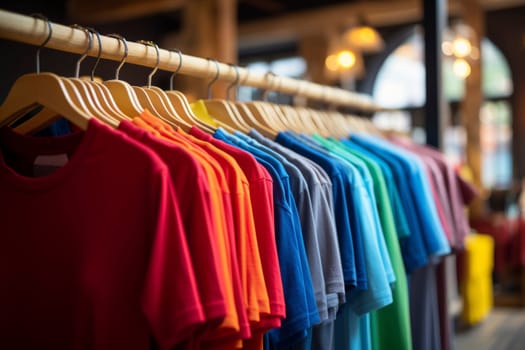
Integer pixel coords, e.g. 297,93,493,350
279,105,303,133
4,18,114,133
202,60,250,133
220,66,276,138
234,102,276,138
59,25,119,125
163,49,215,133
103,34,144,117
82,29,130,121
133,41,186,129
0,72,100,131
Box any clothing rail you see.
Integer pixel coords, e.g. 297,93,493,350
0,9,384,112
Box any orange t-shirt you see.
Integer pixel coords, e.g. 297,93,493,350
187,127,270,321
133,112,243,348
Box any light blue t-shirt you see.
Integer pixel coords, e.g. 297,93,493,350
350,135,451,261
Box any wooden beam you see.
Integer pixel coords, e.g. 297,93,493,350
238,0,525,50
67,0,187,23
239,0,421,50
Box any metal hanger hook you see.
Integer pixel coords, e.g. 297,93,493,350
30,14,52,74
207,58,220,99
138,40,160,88
107,34,128,80
86,27,102,81
274,74,282,102
169,48,183,91
294,80,308,106
262,71,276,102
226,63,240,101
70,24,92,78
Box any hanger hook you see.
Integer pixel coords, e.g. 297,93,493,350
138,40,160,88
262,71,275,102
30,14,52,74
274,74,282,102
293,80,306,106
107,34,128,80
169,48,183,91
70,24,92,78
207,58,220,99
226,63,240,101
86,27,102,81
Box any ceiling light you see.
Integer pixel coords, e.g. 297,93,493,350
337,50,357,69
344,25,385,53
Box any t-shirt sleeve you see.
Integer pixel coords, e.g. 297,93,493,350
141,166,205,349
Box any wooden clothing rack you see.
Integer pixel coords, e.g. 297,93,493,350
0,9,386,113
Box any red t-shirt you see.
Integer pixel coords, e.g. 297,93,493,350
0,119,203,350
189,126,285,329
117,121,228,327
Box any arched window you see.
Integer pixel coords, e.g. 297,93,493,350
372,29,514,189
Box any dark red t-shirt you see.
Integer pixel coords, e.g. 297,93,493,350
0,119,203,350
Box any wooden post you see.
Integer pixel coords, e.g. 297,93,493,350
299,33,331,86
179,0,236,100
460,0,484,218
298,33,332,107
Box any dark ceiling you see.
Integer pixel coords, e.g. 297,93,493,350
237,0,356,22
0,0,362,24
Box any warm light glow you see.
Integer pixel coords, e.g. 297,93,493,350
337,50,357,69
442,41,453,56
452,37,472,58
453,58,471,78
325,54,339,72
470,46,480,60
344,25,384,52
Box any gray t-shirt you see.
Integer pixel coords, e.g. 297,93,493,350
250,129,345,315
249,130,345,350
245,130,329,322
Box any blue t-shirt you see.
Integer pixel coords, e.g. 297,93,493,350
341,140,411,239
276,131,358,288
343,138,428,272
214,128,319,347
350,135,451,264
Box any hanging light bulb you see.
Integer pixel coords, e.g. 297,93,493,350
453,58,471,78
325,54,339,72
337,50,357,69
452,37,472,58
